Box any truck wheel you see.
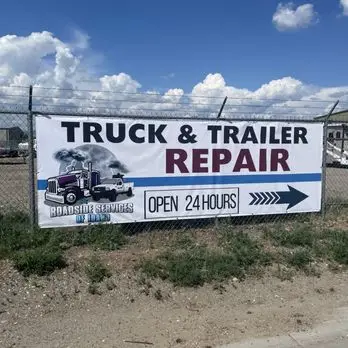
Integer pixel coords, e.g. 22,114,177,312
109,190,117,202
92,194,100,201
64,190,78,205
127,188,133,197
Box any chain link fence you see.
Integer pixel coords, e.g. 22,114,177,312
1,85,348,230
0,108,29,214
324,119,348,211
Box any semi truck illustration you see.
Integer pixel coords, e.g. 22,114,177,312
45,162,134,205
91,174,134,202
45,162,101,205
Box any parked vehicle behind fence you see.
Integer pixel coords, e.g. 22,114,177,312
0,127,25,157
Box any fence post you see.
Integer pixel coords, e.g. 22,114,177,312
27,85,36,229
321,100,339,218
215,97,228,229
217,96,228,119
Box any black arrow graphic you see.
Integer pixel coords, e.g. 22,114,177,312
277,186,309,209
265,192,273,205
260,192,268,205
250,193,258,205
249,186,308,210
271,192,280,204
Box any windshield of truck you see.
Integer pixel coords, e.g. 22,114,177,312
58,175,77,186
102,178,119,184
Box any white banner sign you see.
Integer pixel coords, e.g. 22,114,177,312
36,115,323,228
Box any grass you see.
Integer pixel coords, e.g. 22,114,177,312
67,224,128,251
0,213,128,257
138,223,348,287
274,264,295,282
0,212,128,276
88,283,102,295
220,230,272,268
139,231,272,287
264,223,315,248
284,249,313,270
140,249,234,287
13,247,67,276
3,209,348,286
85,255,111,284
265,224,348,267
266,224,348,274
321,230,348,265
172,234,196,250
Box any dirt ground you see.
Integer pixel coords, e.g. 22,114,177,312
0,241,348,348
1,161,348,347
0,158,29,212
326,166,348,203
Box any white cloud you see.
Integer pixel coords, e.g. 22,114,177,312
100,73,141,93
0,31,347,122
190,73,326,117
54,46,79,85
70,29,90,50
272,3,318,31
161,73,175,80
0,31,87,89
0,31,58,78
341,0,348,16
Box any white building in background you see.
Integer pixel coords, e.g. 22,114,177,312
315,110,348,166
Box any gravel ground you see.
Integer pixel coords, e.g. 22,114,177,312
1,160,348,347
1,246,348,348
326,166,348,203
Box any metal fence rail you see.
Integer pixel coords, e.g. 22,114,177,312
0,85,347,230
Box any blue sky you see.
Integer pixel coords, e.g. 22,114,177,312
0,0,347,92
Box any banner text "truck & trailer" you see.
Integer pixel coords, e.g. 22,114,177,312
60,122,308,174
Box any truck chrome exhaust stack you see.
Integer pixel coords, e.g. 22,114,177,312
87,162,92,190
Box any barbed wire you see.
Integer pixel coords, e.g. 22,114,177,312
30,107,323,122
0,94,30,99
0,85,29,90
30,103,318,115
29,96,336,110
0,85,345,105
0,85,346,123
0,84,341,104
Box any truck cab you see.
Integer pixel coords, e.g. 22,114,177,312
45,163,101,205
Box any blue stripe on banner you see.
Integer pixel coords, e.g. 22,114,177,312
37,173,321,190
